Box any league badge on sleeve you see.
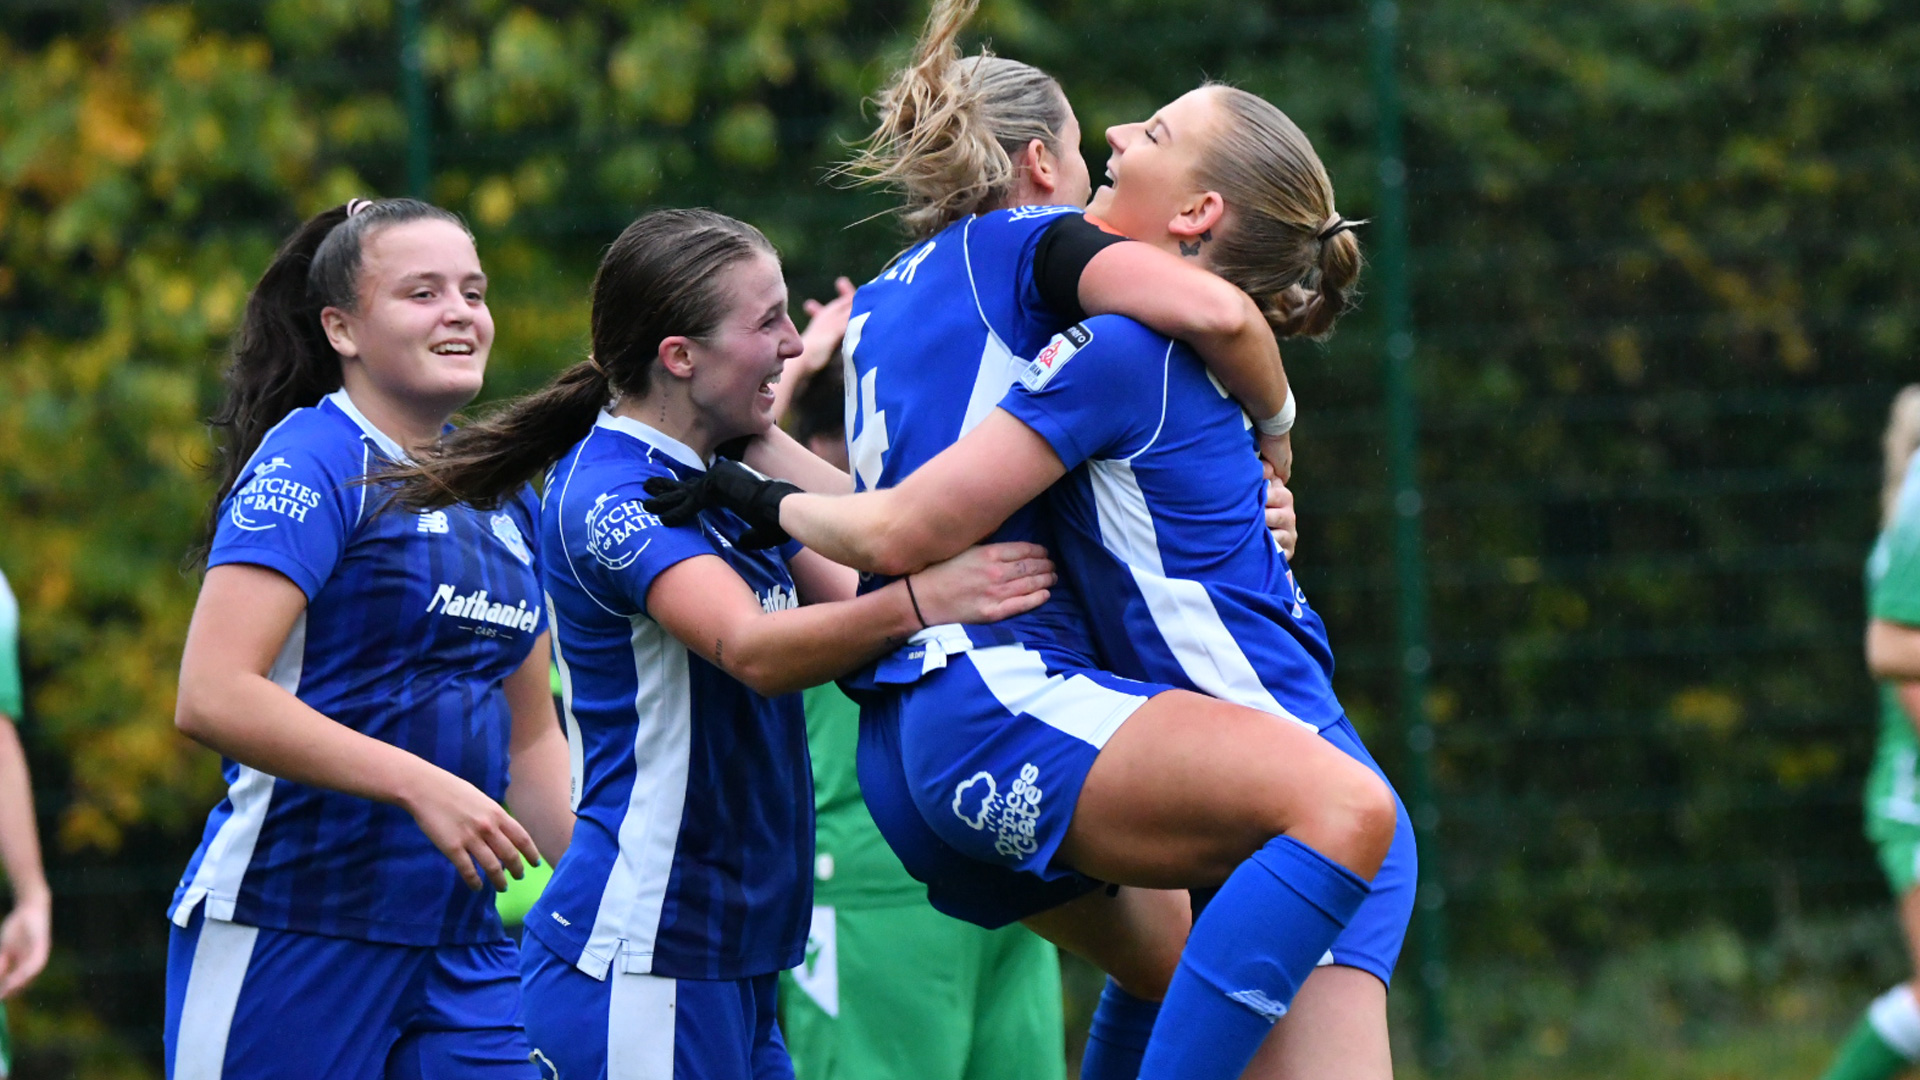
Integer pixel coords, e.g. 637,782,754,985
1018,323,1093,393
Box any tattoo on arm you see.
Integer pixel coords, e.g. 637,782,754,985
714,638,724,670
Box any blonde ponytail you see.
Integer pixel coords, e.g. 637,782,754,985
839,0,1071,239
1194,85,1362,340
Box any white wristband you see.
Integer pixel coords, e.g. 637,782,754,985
1254,387,1296,437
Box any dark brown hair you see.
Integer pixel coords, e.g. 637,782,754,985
386,208,776,511
197,198,467,559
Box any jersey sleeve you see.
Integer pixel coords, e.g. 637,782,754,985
0,570,21,720
1875,477,1920,625
566,474,722,616
207,425,360,600
999,316,1168,471
1030,213,1133,324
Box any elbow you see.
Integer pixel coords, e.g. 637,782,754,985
863,517,950,579
1190,284,1255,340
732,661,807,700
173,687,214,744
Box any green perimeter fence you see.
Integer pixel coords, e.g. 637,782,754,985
5,0,1919,1074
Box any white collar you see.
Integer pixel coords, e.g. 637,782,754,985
325,389,412,464
594,411,707,472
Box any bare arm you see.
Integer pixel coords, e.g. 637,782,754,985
0,715,48,998
779,410,1067,578
503,633,573,863
1079,241,1293,478
647,539,1055,698
176,564,541,891
1868,618,1920,680
743,425,854,496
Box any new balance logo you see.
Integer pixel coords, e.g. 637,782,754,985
1226,988,1290,1022
417,511,450,534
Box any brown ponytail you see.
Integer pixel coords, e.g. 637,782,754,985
838,0,1071,239
1193,85,1363,340
385,209,777,511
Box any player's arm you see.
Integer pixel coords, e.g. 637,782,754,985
645,540,1055,697
1867,618,1920,680
1040,216,1294,478
175,564,540,891
502,632,573,863
742,424,854,496
777,411,1067,579
0,713,48,998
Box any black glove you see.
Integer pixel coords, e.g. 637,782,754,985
643,459,801,550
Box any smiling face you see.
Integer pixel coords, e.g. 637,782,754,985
684,252,803,445
322,219,492,418
1087,86,1225,249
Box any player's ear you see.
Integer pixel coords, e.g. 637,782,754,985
1022,138,1058,197
657,336,696,379
1168,190,1225,242
320,306,360,359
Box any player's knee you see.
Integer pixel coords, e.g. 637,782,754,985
1319,765,1396,879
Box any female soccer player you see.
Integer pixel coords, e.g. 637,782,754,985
384,208,1057,1080
647,82,1407,1080
167,198,574,1078
1820,387,1920,1080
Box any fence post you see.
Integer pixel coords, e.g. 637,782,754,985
399,0,431,199
1369,1,1451,1069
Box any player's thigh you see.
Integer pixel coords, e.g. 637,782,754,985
387,939,538,1080
166,909,418,1079
1058,689,1394,887
961,924,1065,1080
1242,965,1390,1080
520,932,613,1080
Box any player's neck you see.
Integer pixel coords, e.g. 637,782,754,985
336,373,457,457
612,389,720,463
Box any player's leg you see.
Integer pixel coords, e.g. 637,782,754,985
1819,760,1920,1080
1055,689,1395,1080
520,931,615,1079
1020,887,1186,1080
1243,715,1415,1080
165,908,415,1079
385,939,539,1080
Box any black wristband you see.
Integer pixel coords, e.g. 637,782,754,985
903,574,929,629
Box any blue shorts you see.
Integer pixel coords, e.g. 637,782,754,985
857,643,1169,928
520,932,792,1080
164,908,536,1079
1317,715,1417,988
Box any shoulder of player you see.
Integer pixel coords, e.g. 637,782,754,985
231,403,369,497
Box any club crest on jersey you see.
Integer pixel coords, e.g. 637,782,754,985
586,492,660,572
229,456,324,532
1018,323,1093,393
490,513,533,566
952,763,1044,860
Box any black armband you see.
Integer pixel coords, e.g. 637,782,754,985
1032,213,1133,323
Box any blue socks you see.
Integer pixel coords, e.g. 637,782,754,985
1080,979,1162,1080
1136,834,1370,1080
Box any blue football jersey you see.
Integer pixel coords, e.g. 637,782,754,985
999,315,1345,731
529,413,812,982
842,205,1098,679
171,390,544,945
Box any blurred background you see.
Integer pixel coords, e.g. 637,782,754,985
1,0,1916,1076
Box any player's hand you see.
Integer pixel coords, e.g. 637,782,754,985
796,277,857,379
909,542,1055,625
643,460,799,549
0,889,50,998
1258,430,1292,485
1264,459,1298,560
400,765,541,892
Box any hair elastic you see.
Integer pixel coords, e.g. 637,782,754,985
345,197,374,218
1316,215,1365,243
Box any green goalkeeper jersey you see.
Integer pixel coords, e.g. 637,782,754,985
0,570,20,720
1866,457,1920,847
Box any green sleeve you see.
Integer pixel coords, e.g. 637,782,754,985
1875,477,1920,626
0,572,20,720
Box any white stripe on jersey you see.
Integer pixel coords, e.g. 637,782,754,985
1086,460,1315,730
548,591,587,812
608,972,678,1079
969,644,1144,749
958,215,1024,437
173,613,305,926
172,917,260,1079
580,616,693,979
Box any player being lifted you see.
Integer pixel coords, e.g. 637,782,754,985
167,198,573,1079
385,208,1056,1080
644,5,1407,1079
